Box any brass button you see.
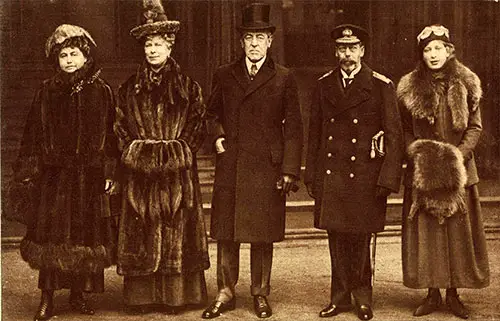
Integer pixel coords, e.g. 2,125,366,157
353,118,359,124
351,156,356,161
352,138,357,143
330,118,335,123
327,153,332,158
326,169,332,175
328,136,333,141
349,173,355,178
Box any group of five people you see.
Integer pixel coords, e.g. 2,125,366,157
8,2,489,321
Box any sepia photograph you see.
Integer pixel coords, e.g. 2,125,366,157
1,0,499,320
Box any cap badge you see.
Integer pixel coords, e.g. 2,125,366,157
342,28,353,37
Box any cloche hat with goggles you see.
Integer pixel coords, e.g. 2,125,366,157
417,24,451,48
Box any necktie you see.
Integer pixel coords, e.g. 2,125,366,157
344,78,353,88
250,64,258,80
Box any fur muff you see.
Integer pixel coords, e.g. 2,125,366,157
397,58,482,132
408,139,467,224
122,139,193,175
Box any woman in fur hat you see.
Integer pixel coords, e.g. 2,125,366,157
10,24,119,321
397,24,490,319
114,0,209,314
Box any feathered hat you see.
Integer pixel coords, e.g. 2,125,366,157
45,24,97,58
130,0,180,40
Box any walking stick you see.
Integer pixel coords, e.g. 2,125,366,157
370,233,377,283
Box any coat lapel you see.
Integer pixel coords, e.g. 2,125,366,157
323,67,344,108
244,57,277,97
231,58,251,91
332,63,373,116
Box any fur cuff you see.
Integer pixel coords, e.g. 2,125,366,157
122,139,193,175
20,239,113,273
408,139,467,224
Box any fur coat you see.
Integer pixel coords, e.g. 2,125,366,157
115,58,210,276
12,59,119,274
398,58,482,222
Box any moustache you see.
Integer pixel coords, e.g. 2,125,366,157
340,58,356,64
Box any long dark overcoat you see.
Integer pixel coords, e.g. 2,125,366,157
304,63,403,233
208,57,303,243
11,62,119,274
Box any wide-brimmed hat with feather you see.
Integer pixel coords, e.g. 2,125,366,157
130,0,180,40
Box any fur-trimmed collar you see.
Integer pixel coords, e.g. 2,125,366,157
49,58,101,96
133,57,181,94
397,58,482,131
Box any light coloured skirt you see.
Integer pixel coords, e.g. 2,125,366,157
402,185,490,289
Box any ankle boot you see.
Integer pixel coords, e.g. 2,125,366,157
69,290,95,315
34,290,54,321
413,288,442,317
446,288,469,319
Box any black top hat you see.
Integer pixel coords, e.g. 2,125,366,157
331,24,369,44
237,2,276,33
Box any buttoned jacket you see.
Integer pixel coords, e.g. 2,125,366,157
305,63,403,233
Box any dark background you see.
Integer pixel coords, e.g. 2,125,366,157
1,0,499,186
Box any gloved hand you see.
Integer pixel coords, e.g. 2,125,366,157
105,179,119,195
375,186,392,198
277,174,298,196
215,137,226,154
306,183,315,199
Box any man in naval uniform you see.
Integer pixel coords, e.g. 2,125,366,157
304,24,403,320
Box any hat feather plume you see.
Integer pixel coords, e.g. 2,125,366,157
143,0,165,22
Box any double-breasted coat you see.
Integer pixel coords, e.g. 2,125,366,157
208,57,303,243
305,63,403,233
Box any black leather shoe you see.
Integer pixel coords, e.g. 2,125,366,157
201,298,236,319
357,304,373,321
33,301,54,321
414,288,442,317
446,294,469,319
253,295,272,318
69,296,95,315
319,303,351,317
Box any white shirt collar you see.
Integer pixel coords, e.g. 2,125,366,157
340,64,362,79
246,56,266,74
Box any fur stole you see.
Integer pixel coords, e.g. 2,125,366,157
408,139,467,224
49,58,102,96
397,58,482,131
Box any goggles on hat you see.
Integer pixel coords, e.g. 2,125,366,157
417,25,450,44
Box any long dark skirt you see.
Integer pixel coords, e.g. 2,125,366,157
123,270,207,307
38,269,104,292
402,184,490,288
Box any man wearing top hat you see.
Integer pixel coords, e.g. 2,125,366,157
202,2,303,319
304,24,403,320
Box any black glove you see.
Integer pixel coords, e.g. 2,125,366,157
376,186,392,198
278,174,298,195
306,183,315,199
